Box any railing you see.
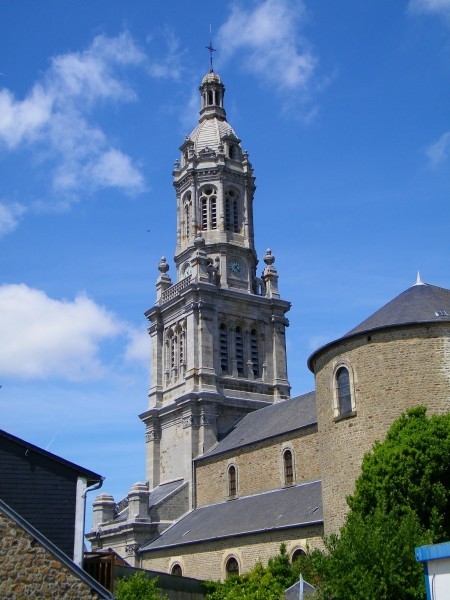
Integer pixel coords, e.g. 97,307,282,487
160,275,192,304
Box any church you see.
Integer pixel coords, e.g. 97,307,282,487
87,68,450,582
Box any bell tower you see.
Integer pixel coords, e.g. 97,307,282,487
140,70,291,495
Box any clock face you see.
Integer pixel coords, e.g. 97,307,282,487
184,264,192,278
229,259,243,276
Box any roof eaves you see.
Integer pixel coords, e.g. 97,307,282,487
0,429,103,485
140,518,324,553
307,318,449,372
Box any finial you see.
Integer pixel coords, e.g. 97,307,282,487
206,25,216,72
415,270,424,286
158,256,169,274
264,248,275,266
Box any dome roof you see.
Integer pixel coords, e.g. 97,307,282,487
188,118,237,153
201,71,222,85
307,282,450,371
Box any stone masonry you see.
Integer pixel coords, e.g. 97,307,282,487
195,426,319,506
0,511,102,600
313,323,450,534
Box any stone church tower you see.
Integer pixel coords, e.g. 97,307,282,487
139,70,291,493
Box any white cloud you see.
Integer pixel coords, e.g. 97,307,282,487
409,0,450,20
217,0,317,92
147,29,185,81
0,32,146,199
426,131,450,167
0,202,27,237
0,284,125,380
124,327,151,365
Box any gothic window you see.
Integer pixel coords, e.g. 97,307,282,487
283,449,294,486
200,187,218,231
336,366,353,416
225,189,240,233
171,563,182,577
225,557,239,578
250,328,260,378
235,326,244,376
228,464,237,497
220,323,229,374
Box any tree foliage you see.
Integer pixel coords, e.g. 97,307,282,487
313,406,449,599
348,406,450,541
115,571,168,600
203,544,300,600
315,509,429,600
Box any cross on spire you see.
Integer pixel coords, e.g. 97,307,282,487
206,27,216,72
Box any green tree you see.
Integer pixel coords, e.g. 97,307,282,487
203,544,300,600
348,406,450,541
312,406,450,599
316,509,429,600
115,571,168,600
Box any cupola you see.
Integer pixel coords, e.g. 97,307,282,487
199,70,226,122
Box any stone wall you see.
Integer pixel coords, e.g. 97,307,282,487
313,324,450,535
195,426,319,506
141,524,324,581
0,511,102,599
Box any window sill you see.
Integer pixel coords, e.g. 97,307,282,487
334,410,357,423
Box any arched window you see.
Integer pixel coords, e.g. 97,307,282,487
183,193,191,240
336,366,352,416
225,557,239,578
225,189,240,233
228,465,237,497
200,187,218,231
235,326,244,376
179,330,185,368
220,323,229,374
208,90,213,105
170,334,177,370
250,328,260,377
171,563,182,577
283,449,294,486
291,549,306,563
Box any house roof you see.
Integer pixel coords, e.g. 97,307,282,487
308,282,450,371
197,391,317,461
140,480,322,552
0,498,113,599
0,429,103,486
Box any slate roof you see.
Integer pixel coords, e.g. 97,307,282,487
189,118,237,153
308,282,450,370
0,429,103,485
197,391,317,460
0,498,113,599
140,480,322,552
114,479,187,522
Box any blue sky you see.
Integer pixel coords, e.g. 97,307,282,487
1,0,449,526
